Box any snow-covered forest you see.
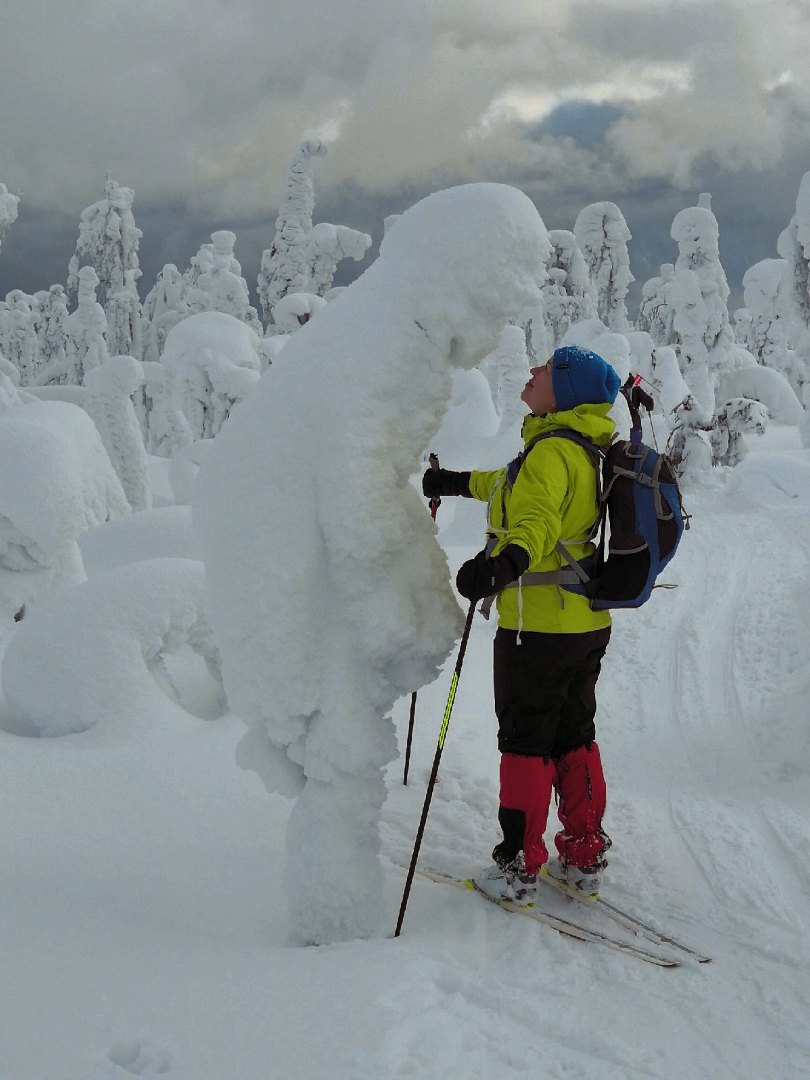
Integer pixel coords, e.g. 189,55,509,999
2,147,810,1079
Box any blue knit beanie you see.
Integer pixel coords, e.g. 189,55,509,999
551,346,621,411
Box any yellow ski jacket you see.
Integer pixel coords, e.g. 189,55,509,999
468,405,615,634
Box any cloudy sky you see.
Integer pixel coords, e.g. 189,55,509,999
3,0,810,309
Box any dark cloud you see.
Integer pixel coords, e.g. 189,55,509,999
3,0,810,322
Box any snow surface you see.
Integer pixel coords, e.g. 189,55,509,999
1,420,810,1078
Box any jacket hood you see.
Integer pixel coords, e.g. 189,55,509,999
521,403,615,449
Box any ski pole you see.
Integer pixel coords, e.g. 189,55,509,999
403,453,441,787
395,597,477,937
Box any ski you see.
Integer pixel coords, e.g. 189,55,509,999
410,866,680,968
537,870,712,964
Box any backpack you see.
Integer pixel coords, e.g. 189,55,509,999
511,378,688,610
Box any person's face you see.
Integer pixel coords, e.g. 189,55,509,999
521,359,557,415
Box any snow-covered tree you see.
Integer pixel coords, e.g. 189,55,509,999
67,177,142,310
258,139,327,329
37,285,70,385
741,258,803,395
541,229,597,346
85,355,151,512
0,183,19,255
105,268,144,360
732,306,752,345
666,396,713,476
481,323,531,434
777,171,810,335
709,397,768,467
185,231,262,331
196,183,548,945
671,194,734,383
64,266,109,385
142,264,188,363
0,394,130,625
182,243,215,309
637,263,676,345
574,201,634,332
3,291,39,385
30,290,50,361
140,361,193,458
305,222,371,297
162,312,263,442
669,267,713,415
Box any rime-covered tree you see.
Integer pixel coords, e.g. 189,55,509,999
186,231,262,331
732,306,752,345
741,259,803,395
85,355,152,511
540,230,597,346
64,266,109,385
573,201,634,332
481,324,531,435
777,171,810,336
30,290,50,362
0,182,19,254
142,264,188,363
671,194,734,379
305,222,371,296
669,266,713,415
162,311,263,442
709,397,768,467
4,291,39,385
67,177,142,310
637,263,676,345
139,361,194,458
106,269,144,360
258,139,326,328
0,300,8,360
38,285,70,385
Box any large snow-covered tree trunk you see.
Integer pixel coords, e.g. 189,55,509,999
195,183,549,945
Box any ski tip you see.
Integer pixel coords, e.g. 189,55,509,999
463,879,475,890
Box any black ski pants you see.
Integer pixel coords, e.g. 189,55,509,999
493,626,611,760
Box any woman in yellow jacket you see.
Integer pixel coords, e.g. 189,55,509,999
423,345,621,903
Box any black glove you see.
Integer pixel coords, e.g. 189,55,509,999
422,467,472,499
456,544,530,601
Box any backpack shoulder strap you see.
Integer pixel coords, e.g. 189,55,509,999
520,429,605,499
527,430,607,576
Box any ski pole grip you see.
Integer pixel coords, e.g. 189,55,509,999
428,452,441,518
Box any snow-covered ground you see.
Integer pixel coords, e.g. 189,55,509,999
2,421,810,1079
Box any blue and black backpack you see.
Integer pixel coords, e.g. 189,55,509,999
514,376,688,610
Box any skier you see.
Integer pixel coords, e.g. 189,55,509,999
423,345,620,903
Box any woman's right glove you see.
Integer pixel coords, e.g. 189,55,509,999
421,467,473,499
